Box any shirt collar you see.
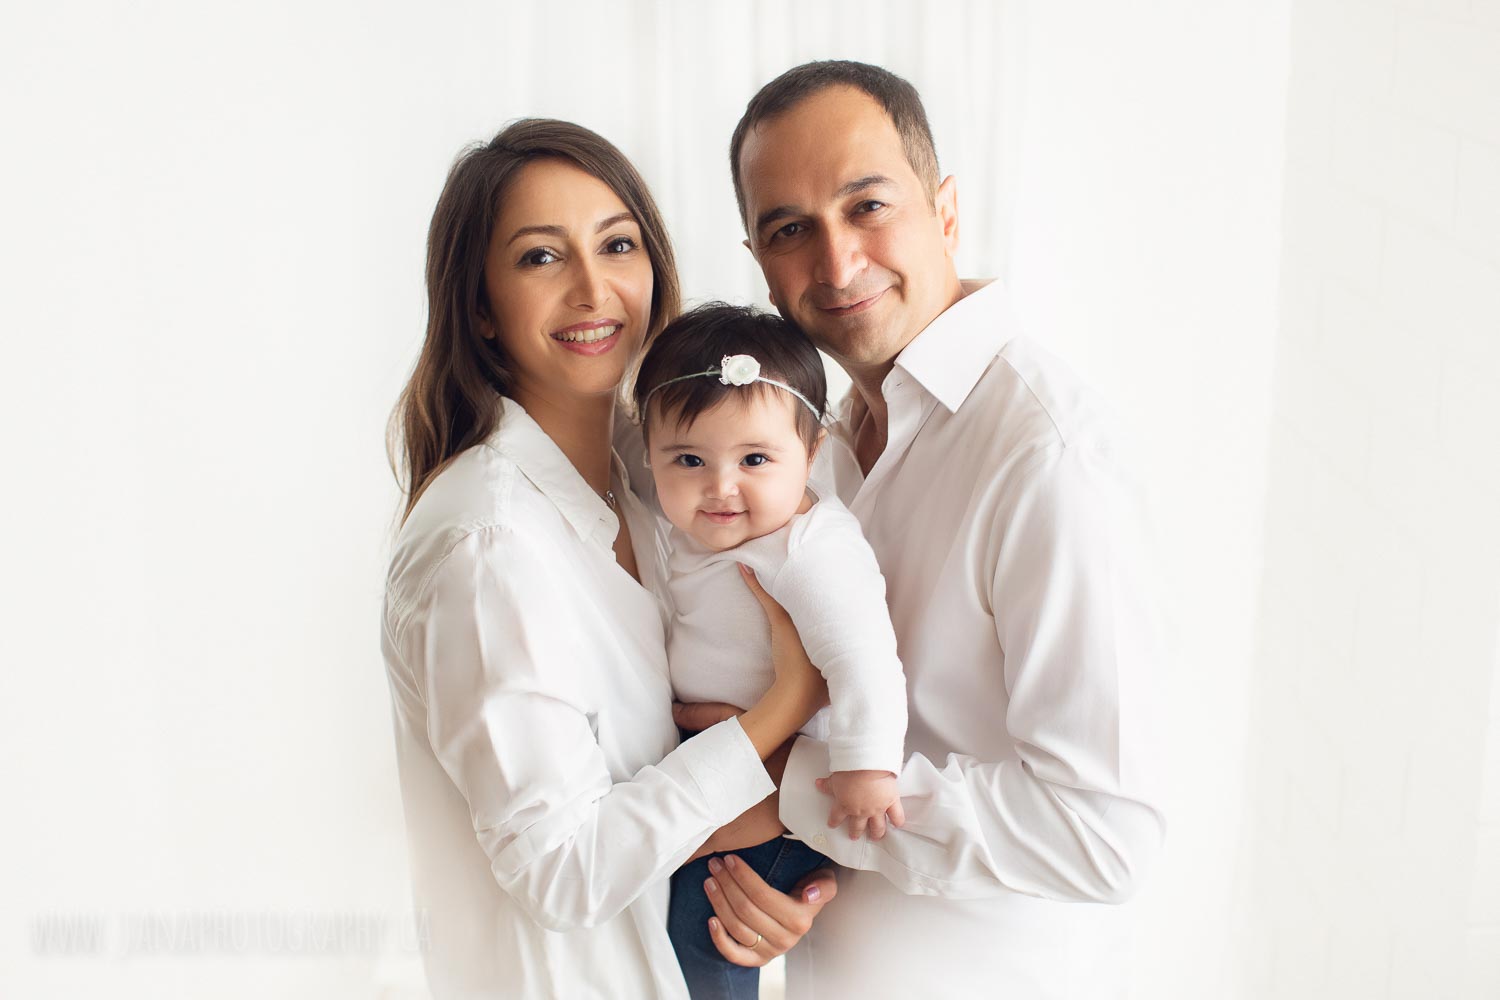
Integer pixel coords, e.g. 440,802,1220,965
487,396,623,549
890,278,1017,413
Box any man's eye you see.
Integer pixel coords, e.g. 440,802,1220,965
856,200,886,214
674,454,704,468
742,454,769,467
520,247,559,266
771,221,805,241
603,236,638,254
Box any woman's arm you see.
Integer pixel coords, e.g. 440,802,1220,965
396,528,815,933
399,530,798,929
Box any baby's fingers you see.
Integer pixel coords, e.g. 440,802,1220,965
868,812,888,841
826,800,848,830
845,815,868,841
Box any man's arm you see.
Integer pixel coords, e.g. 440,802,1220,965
779,440,1166,903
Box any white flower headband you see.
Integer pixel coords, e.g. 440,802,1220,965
641,353,824,421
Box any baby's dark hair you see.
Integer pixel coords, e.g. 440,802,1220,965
634,303,827,450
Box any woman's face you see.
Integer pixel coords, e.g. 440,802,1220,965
483,159,654,409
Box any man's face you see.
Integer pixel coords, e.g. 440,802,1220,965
737,86,959,373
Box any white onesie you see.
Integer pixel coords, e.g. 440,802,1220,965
665,493,907,775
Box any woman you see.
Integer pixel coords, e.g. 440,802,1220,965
382,119,830,998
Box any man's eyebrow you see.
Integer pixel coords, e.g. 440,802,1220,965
753,175,895,234
506,212,637,246
754,204,800,235
836,174,894,198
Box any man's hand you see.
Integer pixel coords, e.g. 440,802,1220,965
820,770,905,840
704,856,838,967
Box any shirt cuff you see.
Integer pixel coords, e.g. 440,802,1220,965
777,736,872,868
827,738,905,777
678,717,777,821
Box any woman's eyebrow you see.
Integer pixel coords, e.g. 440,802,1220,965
507,223,566,245
506,213,637,246
595,211,635,232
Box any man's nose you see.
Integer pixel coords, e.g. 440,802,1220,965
813,223,865,289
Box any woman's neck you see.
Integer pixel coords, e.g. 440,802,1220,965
513,386,617,496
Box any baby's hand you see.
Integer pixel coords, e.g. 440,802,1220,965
822,770,905,842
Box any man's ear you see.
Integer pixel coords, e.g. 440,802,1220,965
936,174,959,257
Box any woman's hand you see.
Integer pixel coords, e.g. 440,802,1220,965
704,856,838,967
739,565,824,701
733,565,828,759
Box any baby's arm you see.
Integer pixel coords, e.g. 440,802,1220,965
771,501,909,840
826,769,905,841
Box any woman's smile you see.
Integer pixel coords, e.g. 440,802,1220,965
550,319,623,355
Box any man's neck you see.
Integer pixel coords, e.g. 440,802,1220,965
843,275,967,476
844,362,894,477
512,385,616,496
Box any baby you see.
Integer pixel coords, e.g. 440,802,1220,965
634,303,907,998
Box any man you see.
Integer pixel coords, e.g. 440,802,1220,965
727,60,1166,996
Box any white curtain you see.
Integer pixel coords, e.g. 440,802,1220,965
472,0,1024,309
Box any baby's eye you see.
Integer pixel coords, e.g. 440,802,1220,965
742,453,770,467
673,454,704,468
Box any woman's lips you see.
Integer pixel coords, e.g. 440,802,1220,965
550,322,621,356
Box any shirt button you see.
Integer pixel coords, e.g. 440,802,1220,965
812,834,828,848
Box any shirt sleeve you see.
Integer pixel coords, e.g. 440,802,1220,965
771,507,907,774
397,525,775,932
779,441,1165,904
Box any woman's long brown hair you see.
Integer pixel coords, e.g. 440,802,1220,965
388,119,681,521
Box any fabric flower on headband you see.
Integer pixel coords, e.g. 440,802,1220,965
641,351,824,422
718,354,761,386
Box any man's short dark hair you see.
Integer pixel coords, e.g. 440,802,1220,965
634,303,827,450
729,60,941,231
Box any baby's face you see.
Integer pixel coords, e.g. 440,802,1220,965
647,390,815,551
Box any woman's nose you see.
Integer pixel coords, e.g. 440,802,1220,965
569,256,608,310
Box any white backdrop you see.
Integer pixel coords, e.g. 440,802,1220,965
14,1,1477,997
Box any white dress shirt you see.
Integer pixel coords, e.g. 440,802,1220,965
778,280,1166,999
665,494,907,775
381,398,775,999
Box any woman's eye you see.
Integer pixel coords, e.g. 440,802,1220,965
742,454,769,467
603,236,638,254
674,454,704,468
520,247,559,266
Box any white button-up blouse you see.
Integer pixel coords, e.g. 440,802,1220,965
381,398,774,999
